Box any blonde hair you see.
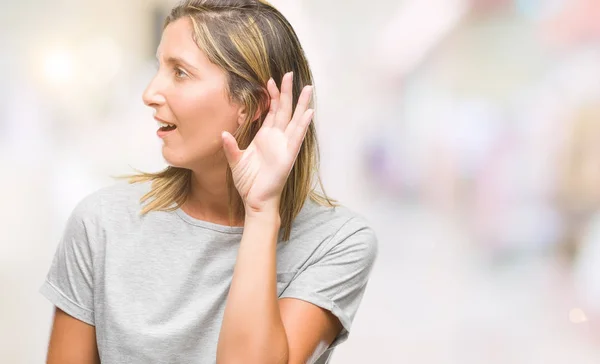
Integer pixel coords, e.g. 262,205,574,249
128,0,335,240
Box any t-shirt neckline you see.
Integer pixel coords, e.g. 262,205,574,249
174,208,244,234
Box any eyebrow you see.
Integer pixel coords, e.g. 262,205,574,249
156,53,200,73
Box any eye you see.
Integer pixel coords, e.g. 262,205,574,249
174,67,188,79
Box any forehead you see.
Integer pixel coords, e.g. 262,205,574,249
156,18,206,64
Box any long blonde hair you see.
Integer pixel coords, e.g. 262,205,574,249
129,0,335,240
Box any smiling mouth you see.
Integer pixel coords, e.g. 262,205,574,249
158,121,177,132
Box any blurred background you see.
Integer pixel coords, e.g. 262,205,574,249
2,0,600,362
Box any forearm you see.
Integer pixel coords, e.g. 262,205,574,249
217,206,289,364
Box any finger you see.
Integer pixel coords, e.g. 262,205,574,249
288,108,314,155
262,78,280,128
267,77,280,112
285,85,313,139
221,131,243,167
274,72,294,130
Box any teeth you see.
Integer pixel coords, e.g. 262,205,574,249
158,121,175,128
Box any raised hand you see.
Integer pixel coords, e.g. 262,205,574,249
221,72,314,214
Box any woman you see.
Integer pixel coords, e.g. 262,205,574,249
40,1,378,363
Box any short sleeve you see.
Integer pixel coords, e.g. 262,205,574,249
39,196,99,326
279,217,378,347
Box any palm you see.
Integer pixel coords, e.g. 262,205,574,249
221,73,314,212
229,125,291,206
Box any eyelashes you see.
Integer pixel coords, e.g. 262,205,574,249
153,61,189,80
173,67,188,79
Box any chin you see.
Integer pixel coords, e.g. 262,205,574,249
161,145,221,169
161,145,191,169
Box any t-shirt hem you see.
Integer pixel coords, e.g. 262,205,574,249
279,289,351,348
39,280,95,326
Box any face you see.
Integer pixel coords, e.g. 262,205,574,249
143,18,246,169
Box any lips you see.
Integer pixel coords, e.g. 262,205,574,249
155,116,177,131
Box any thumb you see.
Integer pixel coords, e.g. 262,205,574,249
221,131,242,167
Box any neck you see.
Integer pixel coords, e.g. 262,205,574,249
183,155,243,227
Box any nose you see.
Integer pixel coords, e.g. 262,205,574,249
142,74,166,109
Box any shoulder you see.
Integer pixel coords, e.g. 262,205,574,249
295,198,376,237
68,180,151,229
293,198,378,260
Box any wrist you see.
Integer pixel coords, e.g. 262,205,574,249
244,198,280,216
244,200,281,226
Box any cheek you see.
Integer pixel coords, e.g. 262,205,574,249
171,88,240,136
169,90,210,123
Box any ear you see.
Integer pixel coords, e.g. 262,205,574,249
236,104,264,126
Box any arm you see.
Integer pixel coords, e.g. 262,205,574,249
216,205,343,364
47,308,100,364
217,73,343,363
279,297,343,363
216,205,288,363
41,194,100,363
